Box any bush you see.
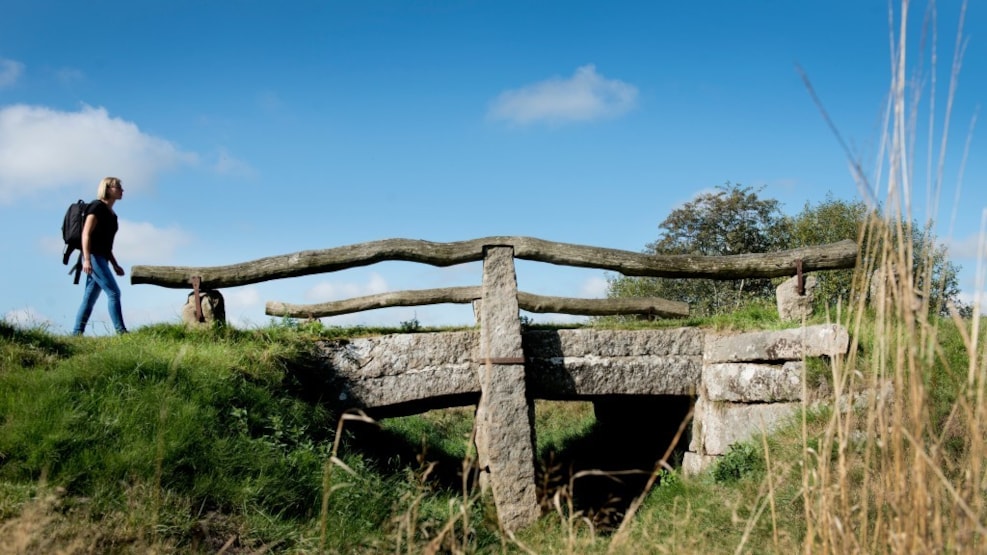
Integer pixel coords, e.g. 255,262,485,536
712,443,764,483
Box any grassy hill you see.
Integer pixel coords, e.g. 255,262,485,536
1,290,984,553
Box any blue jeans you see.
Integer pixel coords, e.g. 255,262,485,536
72,254,127,335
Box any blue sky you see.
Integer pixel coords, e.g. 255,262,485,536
1,1,985,334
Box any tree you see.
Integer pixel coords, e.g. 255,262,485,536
893,222,968,317
784,195,968,317
782,194,868,311
607,183,789,317
608,185,969,319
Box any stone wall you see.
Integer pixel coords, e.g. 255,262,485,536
683,324,849,474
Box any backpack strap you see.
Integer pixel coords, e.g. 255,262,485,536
70,252,83,285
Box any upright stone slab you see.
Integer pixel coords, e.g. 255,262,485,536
776,273,817,322
474,246,540,531
182,289,226,327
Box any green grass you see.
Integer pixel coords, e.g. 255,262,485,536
0,320,398,551
0,305,982,552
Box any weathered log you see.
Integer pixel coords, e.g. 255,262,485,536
266,287,482,318
131,237,857,289
265,287,689,319
515,292,688,318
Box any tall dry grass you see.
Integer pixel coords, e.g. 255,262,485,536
799,1,986,552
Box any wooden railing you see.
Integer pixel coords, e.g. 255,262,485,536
131,237,857,319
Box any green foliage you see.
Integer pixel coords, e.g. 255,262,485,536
803,356,833,392
0,329,337,518
608,183,789,317
609,186,968,319
712,442,765,483
783,195,968,316
924,317,971,448
656,467,682,489
264,316,466,341
783,193,867,311
907,222,969,317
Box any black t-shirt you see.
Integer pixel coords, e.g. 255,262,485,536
85,200,119,257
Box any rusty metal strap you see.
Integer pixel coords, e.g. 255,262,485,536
191,276,204,322
480,357,526,365
796,259,805,296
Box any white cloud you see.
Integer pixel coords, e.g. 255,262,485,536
488,64,638,125
39,218,193,267
37,218,193,265
954,290,987,316
0,58,24,88
947,232,987,260
223,286,264,328
115,220,194,264
580,276,609,298
305,272,390,302
0,104,198,203
525,312,589,326
3,306,53,329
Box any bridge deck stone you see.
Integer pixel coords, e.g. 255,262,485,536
704,323,849,363
317,328,706,411
316,331,479,410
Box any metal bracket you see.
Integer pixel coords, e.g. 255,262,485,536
481,357,526,365
796,259,805,296
191,276,204,322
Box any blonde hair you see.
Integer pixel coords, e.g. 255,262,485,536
97,177,122,200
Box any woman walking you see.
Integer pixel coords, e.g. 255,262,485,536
72,176,128,335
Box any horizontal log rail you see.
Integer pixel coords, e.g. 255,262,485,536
131,237,857,290
265,287,690,319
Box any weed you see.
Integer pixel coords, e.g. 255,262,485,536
712,443,764,483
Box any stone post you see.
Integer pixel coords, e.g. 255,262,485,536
776,274,817,322
474,246,540,531
181,289,226,327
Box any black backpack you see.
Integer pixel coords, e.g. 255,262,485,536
62,200,88,284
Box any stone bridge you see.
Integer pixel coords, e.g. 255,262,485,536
316,315,848,531
302,247,848,531
131,237,856,531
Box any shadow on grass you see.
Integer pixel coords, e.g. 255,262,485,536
340,415,480,492
543,395,693,530
0,320,77,367
338,394,693,532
